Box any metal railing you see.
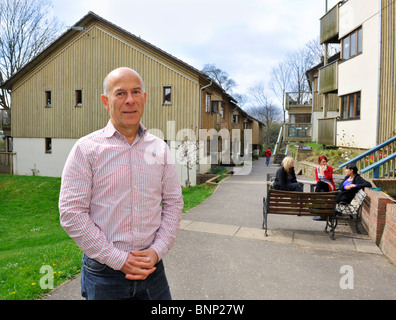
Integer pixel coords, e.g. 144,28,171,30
283,123,312,141
338,135,396,179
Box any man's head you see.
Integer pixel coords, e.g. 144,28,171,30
101,67,147,137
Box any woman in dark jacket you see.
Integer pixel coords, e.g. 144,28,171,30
337,164,372,203
273,156,302,192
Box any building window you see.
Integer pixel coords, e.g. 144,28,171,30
45,91,52,108
291,114,311,123
212,101,219,113
205,94,211,113
163,86,171,105
45,138,52,154
75,89,82,107
232,113,239,124
340,92,361,120
342,27,362,60
220,105,224,118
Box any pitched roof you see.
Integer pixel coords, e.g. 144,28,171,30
1,11,210,90
1,11,264,125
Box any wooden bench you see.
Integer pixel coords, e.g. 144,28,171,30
262,190,341,240
335,189,367,229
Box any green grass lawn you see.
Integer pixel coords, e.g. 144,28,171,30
0,175,214,300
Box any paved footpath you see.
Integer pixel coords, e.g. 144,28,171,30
43,158,396,300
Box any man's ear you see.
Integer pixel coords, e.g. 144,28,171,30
101,94,110,111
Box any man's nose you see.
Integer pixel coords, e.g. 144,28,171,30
125,93,135,104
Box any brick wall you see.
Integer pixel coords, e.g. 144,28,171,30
380,203,396,265
361,187,396,265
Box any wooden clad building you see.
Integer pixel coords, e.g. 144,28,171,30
1,12,263,183
378,0,396,145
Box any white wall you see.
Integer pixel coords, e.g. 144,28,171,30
13,138,78,177
337,0,380,149
13,137,197,186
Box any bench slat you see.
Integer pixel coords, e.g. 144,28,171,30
263,190,340,240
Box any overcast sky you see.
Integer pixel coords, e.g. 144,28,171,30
52,0,340,107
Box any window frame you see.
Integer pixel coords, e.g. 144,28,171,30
340,91,361,120
342,27,363,60
75,89,82,107
163,86,172,105
45,138,52,154
205,93,211,113
45,91,52,108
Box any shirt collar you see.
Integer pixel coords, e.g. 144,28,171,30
104,120,147,139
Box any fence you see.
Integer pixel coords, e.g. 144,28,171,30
0,152,15,174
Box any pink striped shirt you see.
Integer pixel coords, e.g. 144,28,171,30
59,120,183,271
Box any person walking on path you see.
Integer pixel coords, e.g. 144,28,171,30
58,67,183,300
264,148,272,166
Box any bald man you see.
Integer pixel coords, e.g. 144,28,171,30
59,67,183,300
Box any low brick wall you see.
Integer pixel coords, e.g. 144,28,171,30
380,203,396,265
361,187,396,265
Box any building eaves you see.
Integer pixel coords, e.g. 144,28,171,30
1,11,209,91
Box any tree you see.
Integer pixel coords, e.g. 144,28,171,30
176,140,197,188
270,61,291,123
305,36,340,66
0,0,64,109
246,81,283,148
201,63,237,93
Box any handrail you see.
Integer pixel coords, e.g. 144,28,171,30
273,126,283,156
360,152,396,176
338,135,396,168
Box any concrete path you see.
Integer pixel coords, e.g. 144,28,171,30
43,158,396,300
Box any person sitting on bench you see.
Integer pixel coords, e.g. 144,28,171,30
337,164,372,204
315,155,336,192
273,156,303,192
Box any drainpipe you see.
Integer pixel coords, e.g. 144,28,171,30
199,78,213,131
198,79,213,173
376,0,382,146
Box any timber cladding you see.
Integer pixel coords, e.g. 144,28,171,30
379,0,396,145
10,19,200,140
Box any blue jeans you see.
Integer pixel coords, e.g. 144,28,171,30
266,157,270,165
81,254,172,300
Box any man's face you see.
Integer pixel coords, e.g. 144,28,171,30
101,69,147,134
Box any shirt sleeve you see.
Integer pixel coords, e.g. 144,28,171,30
150,143,184,261
58,141,128,270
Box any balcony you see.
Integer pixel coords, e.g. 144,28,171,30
0,109,11,131
285,92,312,112
319,60,339,94
320,2,342,44
283,123,312,142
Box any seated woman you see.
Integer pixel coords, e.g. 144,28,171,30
315,155,336,192
273,156,302,192
337,164,372,204
313,155,336,221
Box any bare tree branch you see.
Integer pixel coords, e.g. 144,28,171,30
202,63,238,93
0,0,64,109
